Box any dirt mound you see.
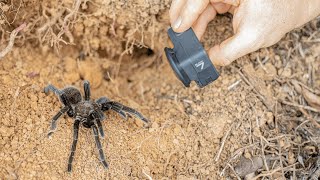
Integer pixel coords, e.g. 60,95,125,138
0,0,170,59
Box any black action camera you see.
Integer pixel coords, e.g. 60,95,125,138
164,28,219,88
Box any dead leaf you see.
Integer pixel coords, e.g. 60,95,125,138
235,156,266,177
291,80,302,94
302,88,320,111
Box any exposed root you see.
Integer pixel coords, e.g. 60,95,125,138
37,10,65,34
0,22,26,59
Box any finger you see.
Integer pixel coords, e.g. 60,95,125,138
169,0,187,25
172,0,210,32
192,5,217,40
211,0,240,7
228,5,237,14
211,2,232,14
208,29,262,66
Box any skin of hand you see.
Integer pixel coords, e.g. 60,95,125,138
170,0,320,66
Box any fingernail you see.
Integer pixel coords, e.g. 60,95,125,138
173,16,182,29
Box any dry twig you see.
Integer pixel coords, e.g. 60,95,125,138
281,100,320,113
215,123,235,162
251,163,297,180
142,169,153,180
228,79,242,91
236,68,273,111
299,108,320,128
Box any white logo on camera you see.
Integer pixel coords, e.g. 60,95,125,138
195,60,204,70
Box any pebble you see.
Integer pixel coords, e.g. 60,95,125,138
279,67,292,78
266,112,274,124
151,122,159,129
0,126,14,137
173,139,179,145
186,151,192,160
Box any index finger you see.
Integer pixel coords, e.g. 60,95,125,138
169,0,187,25
172,0,210,32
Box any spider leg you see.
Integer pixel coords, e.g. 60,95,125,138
58,93,74,116
117,110,128,120
109,102,149,124
83,80,91,101
67,119,80,172
92,111,105,137
44,84,73,109
92,125,108,169
96,119,105,138
47,106,69,137
96,97,109,104
96,109,106,121
96,97,112,112
44,84,62,95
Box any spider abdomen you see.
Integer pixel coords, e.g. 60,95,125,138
62,87,82,105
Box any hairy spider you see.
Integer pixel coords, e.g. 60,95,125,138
44,80,150,172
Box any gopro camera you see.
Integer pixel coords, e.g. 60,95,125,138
164,28,219,88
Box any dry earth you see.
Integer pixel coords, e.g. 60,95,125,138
0,1,319,179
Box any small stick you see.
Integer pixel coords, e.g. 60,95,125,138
215,123,235,162
260,138,270,174
298,43,305,58
0,23,26,59
256,55,267,72
236,68,273,111
281,100,320,113
297,81,320,95
277,139,286,180
237,69,265,101
261,56,270,64
299,108,320,128
228,79,242,91
227,163,241,180
142,169,153,180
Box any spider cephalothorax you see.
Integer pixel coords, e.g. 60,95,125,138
44,80,149,172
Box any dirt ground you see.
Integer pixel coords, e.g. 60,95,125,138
0,1,320,180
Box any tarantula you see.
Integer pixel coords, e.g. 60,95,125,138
44,80,149,172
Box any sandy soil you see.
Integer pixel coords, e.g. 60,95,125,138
0,1,320,180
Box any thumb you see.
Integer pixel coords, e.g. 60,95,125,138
208,30,262,66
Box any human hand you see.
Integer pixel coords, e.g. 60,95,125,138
170,0,320,66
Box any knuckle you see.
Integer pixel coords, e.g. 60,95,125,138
239,28,264,49
222,58,232,66
186,0,207,15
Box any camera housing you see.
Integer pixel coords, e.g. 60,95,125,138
164,28,219,88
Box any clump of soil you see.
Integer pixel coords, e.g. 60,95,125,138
0,1,320,179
